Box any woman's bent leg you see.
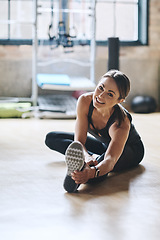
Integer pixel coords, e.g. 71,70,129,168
45,131,107,156
113,141,144,172
85,137,107,155
95,141,144,172
45,131,74,155
88,141,144,183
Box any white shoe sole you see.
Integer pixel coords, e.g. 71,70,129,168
65,141,85,176
63,141,85,193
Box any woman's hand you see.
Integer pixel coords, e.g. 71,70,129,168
85,154,99,167
71,164,94,184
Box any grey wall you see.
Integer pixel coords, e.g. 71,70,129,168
0,55,159,110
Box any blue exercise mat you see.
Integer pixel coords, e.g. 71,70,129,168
37,74,71,87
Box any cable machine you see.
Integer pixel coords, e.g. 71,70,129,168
32,0,97,118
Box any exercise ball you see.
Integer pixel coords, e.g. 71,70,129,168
131,95,157,113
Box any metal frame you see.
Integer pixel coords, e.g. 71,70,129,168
32,0,97,106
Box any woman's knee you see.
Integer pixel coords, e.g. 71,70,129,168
45,132,57,149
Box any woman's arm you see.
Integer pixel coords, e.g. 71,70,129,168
96,117,131,175
74,93,97,163
74,94,89,145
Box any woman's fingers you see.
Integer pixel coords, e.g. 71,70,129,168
71,170,88,184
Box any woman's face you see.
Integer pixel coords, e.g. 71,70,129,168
93,76,124,110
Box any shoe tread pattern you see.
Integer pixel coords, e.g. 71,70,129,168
65,144,84,176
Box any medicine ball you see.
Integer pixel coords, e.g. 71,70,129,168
131,95,157,113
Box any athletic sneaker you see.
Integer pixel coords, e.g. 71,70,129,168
63,141,85,193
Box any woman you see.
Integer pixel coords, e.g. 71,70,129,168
45,70,144,193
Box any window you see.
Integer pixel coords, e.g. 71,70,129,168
0,0,33,44
0,0,149,46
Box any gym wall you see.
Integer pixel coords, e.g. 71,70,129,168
0,0,159,109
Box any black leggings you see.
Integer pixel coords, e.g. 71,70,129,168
45,131,144,173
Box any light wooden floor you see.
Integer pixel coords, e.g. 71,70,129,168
1,113,160,240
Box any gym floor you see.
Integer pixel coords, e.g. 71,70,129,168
1,113,160,240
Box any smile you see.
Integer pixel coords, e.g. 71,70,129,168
96,97,105,104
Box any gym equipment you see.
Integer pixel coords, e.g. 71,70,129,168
48,0,77,50
32,0,96,119
108,37,119,70
108,1,119,71
79,0,88,46
37,74,71,87
58,21,75,49
38,95,77,118
0,102,31,118
131,95,157,113
48,0,59,49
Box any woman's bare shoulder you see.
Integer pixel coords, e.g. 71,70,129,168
78,92,93,104
77,92,93,114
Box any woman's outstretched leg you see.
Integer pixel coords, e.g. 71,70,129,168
45,131,110,190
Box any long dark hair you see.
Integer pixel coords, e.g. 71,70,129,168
103,70,130,126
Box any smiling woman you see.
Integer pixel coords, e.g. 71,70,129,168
45,69,144,193
93,70,130,127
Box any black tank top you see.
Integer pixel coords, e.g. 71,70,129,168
88,100,141,145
